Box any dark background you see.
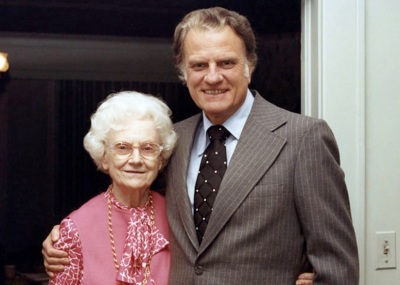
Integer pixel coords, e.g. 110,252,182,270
0,0,300,37
0,0,300,281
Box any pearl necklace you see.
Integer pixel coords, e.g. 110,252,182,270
107,189,155,285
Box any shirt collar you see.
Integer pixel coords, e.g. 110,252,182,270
196,89,254,155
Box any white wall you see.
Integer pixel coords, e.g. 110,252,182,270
365,0,400,283
303,0,400,284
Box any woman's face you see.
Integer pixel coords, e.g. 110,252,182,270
102,118,163,194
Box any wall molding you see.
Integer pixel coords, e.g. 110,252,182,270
301,0,366,282
1,33,178,82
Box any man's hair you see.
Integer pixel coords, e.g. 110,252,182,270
173,6,258,82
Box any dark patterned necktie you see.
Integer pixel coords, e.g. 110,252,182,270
194,125,230,244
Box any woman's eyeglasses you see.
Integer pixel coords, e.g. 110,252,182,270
108,141,163,160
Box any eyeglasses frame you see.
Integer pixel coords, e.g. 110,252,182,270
107,141,163,160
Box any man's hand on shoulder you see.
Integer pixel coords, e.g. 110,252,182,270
41,225,69,277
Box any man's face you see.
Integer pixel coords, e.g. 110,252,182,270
182,26,253,124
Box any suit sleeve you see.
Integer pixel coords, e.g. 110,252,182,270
294,120,359,284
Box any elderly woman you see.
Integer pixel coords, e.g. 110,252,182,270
49,91,177,285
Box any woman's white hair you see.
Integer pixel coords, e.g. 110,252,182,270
83,91,178,172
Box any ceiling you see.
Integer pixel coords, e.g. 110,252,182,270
0,0,300,38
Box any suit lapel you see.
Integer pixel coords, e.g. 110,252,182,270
198,93,288,252
171,114,202,250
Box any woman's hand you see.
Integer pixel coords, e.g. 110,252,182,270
296,272,315,285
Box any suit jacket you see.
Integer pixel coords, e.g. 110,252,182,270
165,92,359,284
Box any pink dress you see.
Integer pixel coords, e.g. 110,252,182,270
49,189,170,285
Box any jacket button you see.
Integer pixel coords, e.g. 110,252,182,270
195,266,204,275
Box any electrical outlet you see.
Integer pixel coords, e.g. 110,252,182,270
376,231,396,269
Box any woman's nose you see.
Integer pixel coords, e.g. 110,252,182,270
128,148,143,163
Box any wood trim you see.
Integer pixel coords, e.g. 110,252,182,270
301,0,366,282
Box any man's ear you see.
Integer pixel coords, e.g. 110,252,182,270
245,63,254,83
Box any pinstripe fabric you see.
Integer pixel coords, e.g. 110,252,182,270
165,92,359,284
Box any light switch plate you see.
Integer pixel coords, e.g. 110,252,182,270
376,231,396,269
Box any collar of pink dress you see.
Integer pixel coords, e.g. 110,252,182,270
106,189,169,284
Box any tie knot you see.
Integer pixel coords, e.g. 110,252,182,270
207,125,230,141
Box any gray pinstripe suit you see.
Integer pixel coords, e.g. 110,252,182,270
165,92,359,284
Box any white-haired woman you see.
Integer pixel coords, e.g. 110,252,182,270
48,91,177,285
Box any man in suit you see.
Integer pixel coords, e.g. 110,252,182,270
164,6,358,284
42,7,358,284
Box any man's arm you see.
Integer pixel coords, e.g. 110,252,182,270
42,225,70,277
42,225,315,283
295,120,359,283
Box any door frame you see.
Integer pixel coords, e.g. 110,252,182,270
301,0,366,282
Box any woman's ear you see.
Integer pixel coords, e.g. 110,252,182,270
158,158,163,171
101,154,109,172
